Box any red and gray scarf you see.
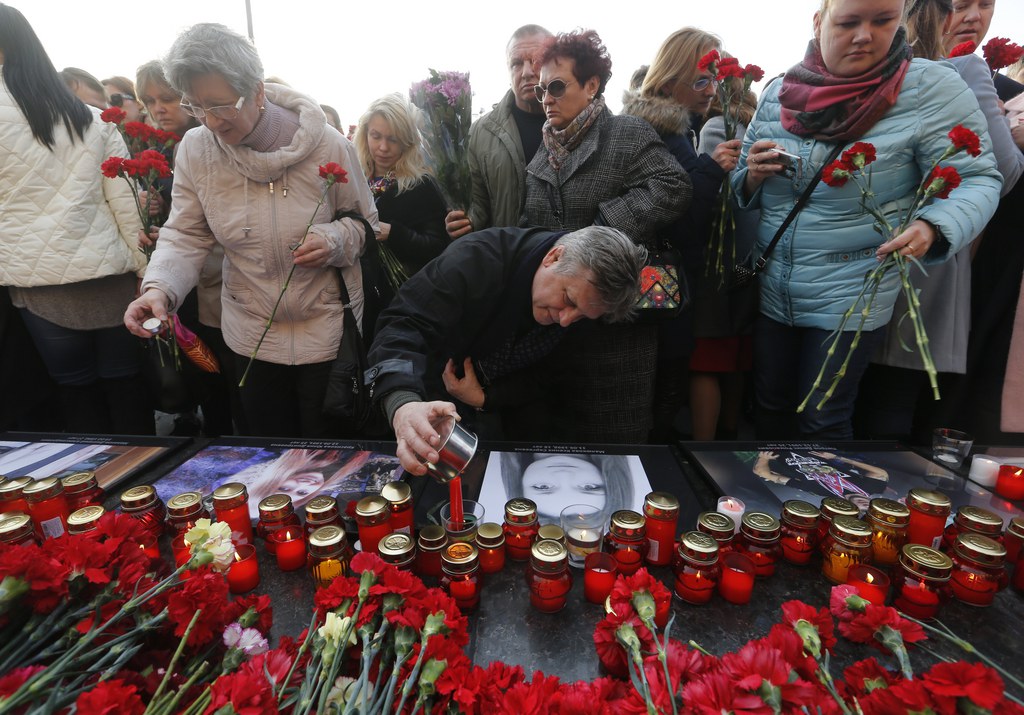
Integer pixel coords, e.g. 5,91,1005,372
542,96,606,170
779,27,913,142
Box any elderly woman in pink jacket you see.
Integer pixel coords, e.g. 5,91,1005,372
124,23,378,438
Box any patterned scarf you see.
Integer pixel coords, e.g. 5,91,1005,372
542,96,606,170
367,171,397,200
779,27,912,142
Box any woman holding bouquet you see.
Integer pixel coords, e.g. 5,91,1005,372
123,23,378,438
0,3,152,434
736,0,1001,440
353,93,448,342
522,29,691,443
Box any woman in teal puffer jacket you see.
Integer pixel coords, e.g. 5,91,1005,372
733,0,1002,440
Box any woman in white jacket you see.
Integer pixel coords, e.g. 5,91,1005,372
0,3,151,434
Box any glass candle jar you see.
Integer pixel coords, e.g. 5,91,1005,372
476,522,506,574
995,465,1024,500
166,491,210,535
643,491,680,567
674,531,721,605
503,498,540,561
603,510,648,576
537,523,567,546
304,495,343,538
942,506,1003,552
415,524,448,578
308,525,350,588
735,512,782,577
0,477,33,516
24,477,70,540
120,485,167,555
1004,516,1024,565
212,483,254,545
0,513,35,546
697,511,736,553
1013,551,1024,593
821,515,873,584
906,488,951,549
67,505,106,535
441,542,480,611
818,497,860,548
378,532,416,571
256,494,302,555
527,539,572,613
949,533,1007,607
380,481,414,535
355,496,391,556
779,500,820,566
866,498,910,568
891,544,953,619
61,471,105,512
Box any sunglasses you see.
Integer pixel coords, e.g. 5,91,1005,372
179,95,246,121
533,78,578,102
108,93,136,107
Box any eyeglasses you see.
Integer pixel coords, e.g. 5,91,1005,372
533,78,578,102
108,93,136,107
179,95,246,120
692,77,722,91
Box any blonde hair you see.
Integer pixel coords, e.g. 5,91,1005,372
641,27,721,103
353,93,430,193
905,0,953,60
1008,58,1024,84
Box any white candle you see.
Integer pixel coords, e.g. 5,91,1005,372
565,526,602,567
717,496,746,534
968,456,1001,489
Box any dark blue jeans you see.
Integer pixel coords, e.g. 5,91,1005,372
19,310,143,385
753,315,886,440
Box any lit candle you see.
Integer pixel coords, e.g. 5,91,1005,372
718,552,756,605
995,465,1024,501
717,497,746,534
846,564,890,606
139,537,161,561
584,552,618,604
565,527,602,567
968,456,1001,489
171,533,192,578
273,529,307,572
227,544,260,594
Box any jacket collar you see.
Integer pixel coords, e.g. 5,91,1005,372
620,88,691,137
213,83,326,183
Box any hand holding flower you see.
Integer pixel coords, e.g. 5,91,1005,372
291,233,332,268
711,139,742,173
876,219,937,262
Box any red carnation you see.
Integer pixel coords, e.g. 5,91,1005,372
842,141,877,169
205,669,278,715
0,665,45,698
744,64,766,82
101,156,127,179
593,603,654,678
75,679,145,715
100,107,127,124
949,41,977,58
319,162,348,185
697,49,720,72
166,567,231,647
948,124,982,157
983,37,1024,71
925,165,962,199
923,661,1004,710
124,121,156,141
843,657,895,696
780,599,837,654
823,160,854,187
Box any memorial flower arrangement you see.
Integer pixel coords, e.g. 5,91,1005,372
238,162,348,387
696,50,765,284
409,70,473,211
798,125,982,413
2,528,1021,714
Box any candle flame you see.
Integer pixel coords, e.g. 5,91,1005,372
865,573,875,584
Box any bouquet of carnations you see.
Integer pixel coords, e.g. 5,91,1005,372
696,50,765,285
949,36,1024,72
409,70,473,211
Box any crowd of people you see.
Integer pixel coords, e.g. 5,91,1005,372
2,0,1022,476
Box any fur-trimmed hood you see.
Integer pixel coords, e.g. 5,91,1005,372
620,88,691,137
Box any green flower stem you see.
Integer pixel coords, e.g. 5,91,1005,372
373,647,413,714
152,661,210,715
394,628,434,715
642,615,679,715
813,652,854,715
687,640,714,657
277,610,320,702
145,609,202,714
239,180,333,387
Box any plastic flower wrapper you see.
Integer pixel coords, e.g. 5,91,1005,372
409,69,473,210
183,518,236,572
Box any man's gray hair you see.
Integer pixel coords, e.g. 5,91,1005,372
506,24,553,53
164,23,263,98
553,226,648,323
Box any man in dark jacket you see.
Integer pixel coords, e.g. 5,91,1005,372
365,225,646,474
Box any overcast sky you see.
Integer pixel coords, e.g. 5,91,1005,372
26,0,1024,127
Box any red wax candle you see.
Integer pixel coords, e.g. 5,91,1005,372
781,533,815,565
584,552,618,604
273,529,307,572
894,579,941,617
449,476,463,529
906,489,951,548
995,465,1024,501
140,537,161,561
675,568,717,604
171,533,192,573
718,552,756,605
227,544,260,594
846,564,890,606
445,574,479,610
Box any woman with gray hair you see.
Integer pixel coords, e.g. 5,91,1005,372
124,23,378,438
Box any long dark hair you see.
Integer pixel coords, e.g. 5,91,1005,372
0,3,92,148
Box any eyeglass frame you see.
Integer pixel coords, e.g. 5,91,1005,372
179,95,246,120
533,78,579,103
108,93,136,107
691,76,722,92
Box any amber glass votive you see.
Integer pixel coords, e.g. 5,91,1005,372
846,564,890,605
866,498,910,567
818,497,860,548
821,515,873,584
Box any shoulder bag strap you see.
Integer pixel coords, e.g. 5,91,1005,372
330,209,378,306
753,143,844,274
